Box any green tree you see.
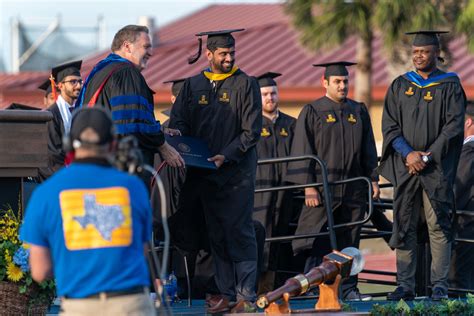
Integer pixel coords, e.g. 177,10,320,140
456,0,474,51
285,0,457,107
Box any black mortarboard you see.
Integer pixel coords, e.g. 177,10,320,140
188,29,245,64
163,78,186,97
313,61,356,77
70,108,114,147
406,30,449,47
256,72,281,88
38,79,53,96
466,101,474,117
51,60,82,83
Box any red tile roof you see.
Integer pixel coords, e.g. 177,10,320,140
2,3,474,108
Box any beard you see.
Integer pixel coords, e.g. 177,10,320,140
211,58,234,73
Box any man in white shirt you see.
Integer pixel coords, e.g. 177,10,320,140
38,60,83,181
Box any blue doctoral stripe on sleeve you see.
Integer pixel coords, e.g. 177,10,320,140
115,122,162,135
110,95,154,112
110,94,161,135
112,109,156,123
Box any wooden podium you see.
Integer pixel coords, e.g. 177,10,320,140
0,109,52,213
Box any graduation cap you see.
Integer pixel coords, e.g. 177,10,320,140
38,79,53,96
256,72,281,88
405,30,449,47
466,101,474,117
51,60,82,83
163,78,186,97
188,29,245,64
313,61,357,78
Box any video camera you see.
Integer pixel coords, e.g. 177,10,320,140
113,135,144,175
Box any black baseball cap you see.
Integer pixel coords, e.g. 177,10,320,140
70,108,114,147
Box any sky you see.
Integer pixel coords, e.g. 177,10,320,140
0,0,281,72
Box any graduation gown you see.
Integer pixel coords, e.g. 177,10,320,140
151,119,187,238
253,112,296,234
38,103,65,181
286,96,378,255
253,112,295,269
378,69,466,248
449,140,474,289
169,69,262,260
454,141,474,237
78,54,164,165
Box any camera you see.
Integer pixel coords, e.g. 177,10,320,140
114,136,144,174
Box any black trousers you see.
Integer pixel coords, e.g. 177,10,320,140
175,171,258,301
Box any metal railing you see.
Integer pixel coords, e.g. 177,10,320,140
256,155,474,297
256,155,373,250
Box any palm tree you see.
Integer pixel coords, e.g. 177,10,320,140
285,0,453,107
456,0,474,51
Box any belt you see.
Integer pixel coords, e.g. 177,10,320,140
65,286,148,299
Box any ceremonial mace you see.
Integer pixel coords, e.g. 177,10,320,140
257,247,365,314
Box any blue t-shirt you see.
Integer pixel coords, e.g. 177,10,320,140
20,162,152,298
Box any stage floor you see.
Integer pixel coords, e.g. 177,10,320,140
45,297,451,315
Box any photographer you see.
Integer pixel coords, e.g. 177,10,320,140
20,108,155,315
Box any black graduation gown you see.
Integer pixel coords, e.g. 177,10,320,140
253,112,295,270
378,69,466,248
80,62,164,165
169,69,262,260
253,112,296,235
151,119,187,237
286,96,378,255
454,141,474,218
38,103,65,181
449,141,474,289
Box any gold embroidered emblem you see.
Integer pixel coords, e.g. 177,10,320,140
261,128,271,137
326,114,336,123
405,87,414,96
280,128,288,137
219,92,230,102
424,91,433,101
198,95,208,105
348,114,357,124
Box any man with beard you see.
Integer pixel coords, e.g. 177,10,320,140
379,31,466,301
38,60,83,180
286,61,379,301
169,29,262,313
76,24,183,177
252,72,296,293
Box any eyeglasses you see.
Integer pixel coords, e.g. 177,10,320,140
62,79,83,86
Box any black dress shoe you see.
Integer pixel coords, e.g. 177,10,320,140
387,286,415,301
431,287,448,301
